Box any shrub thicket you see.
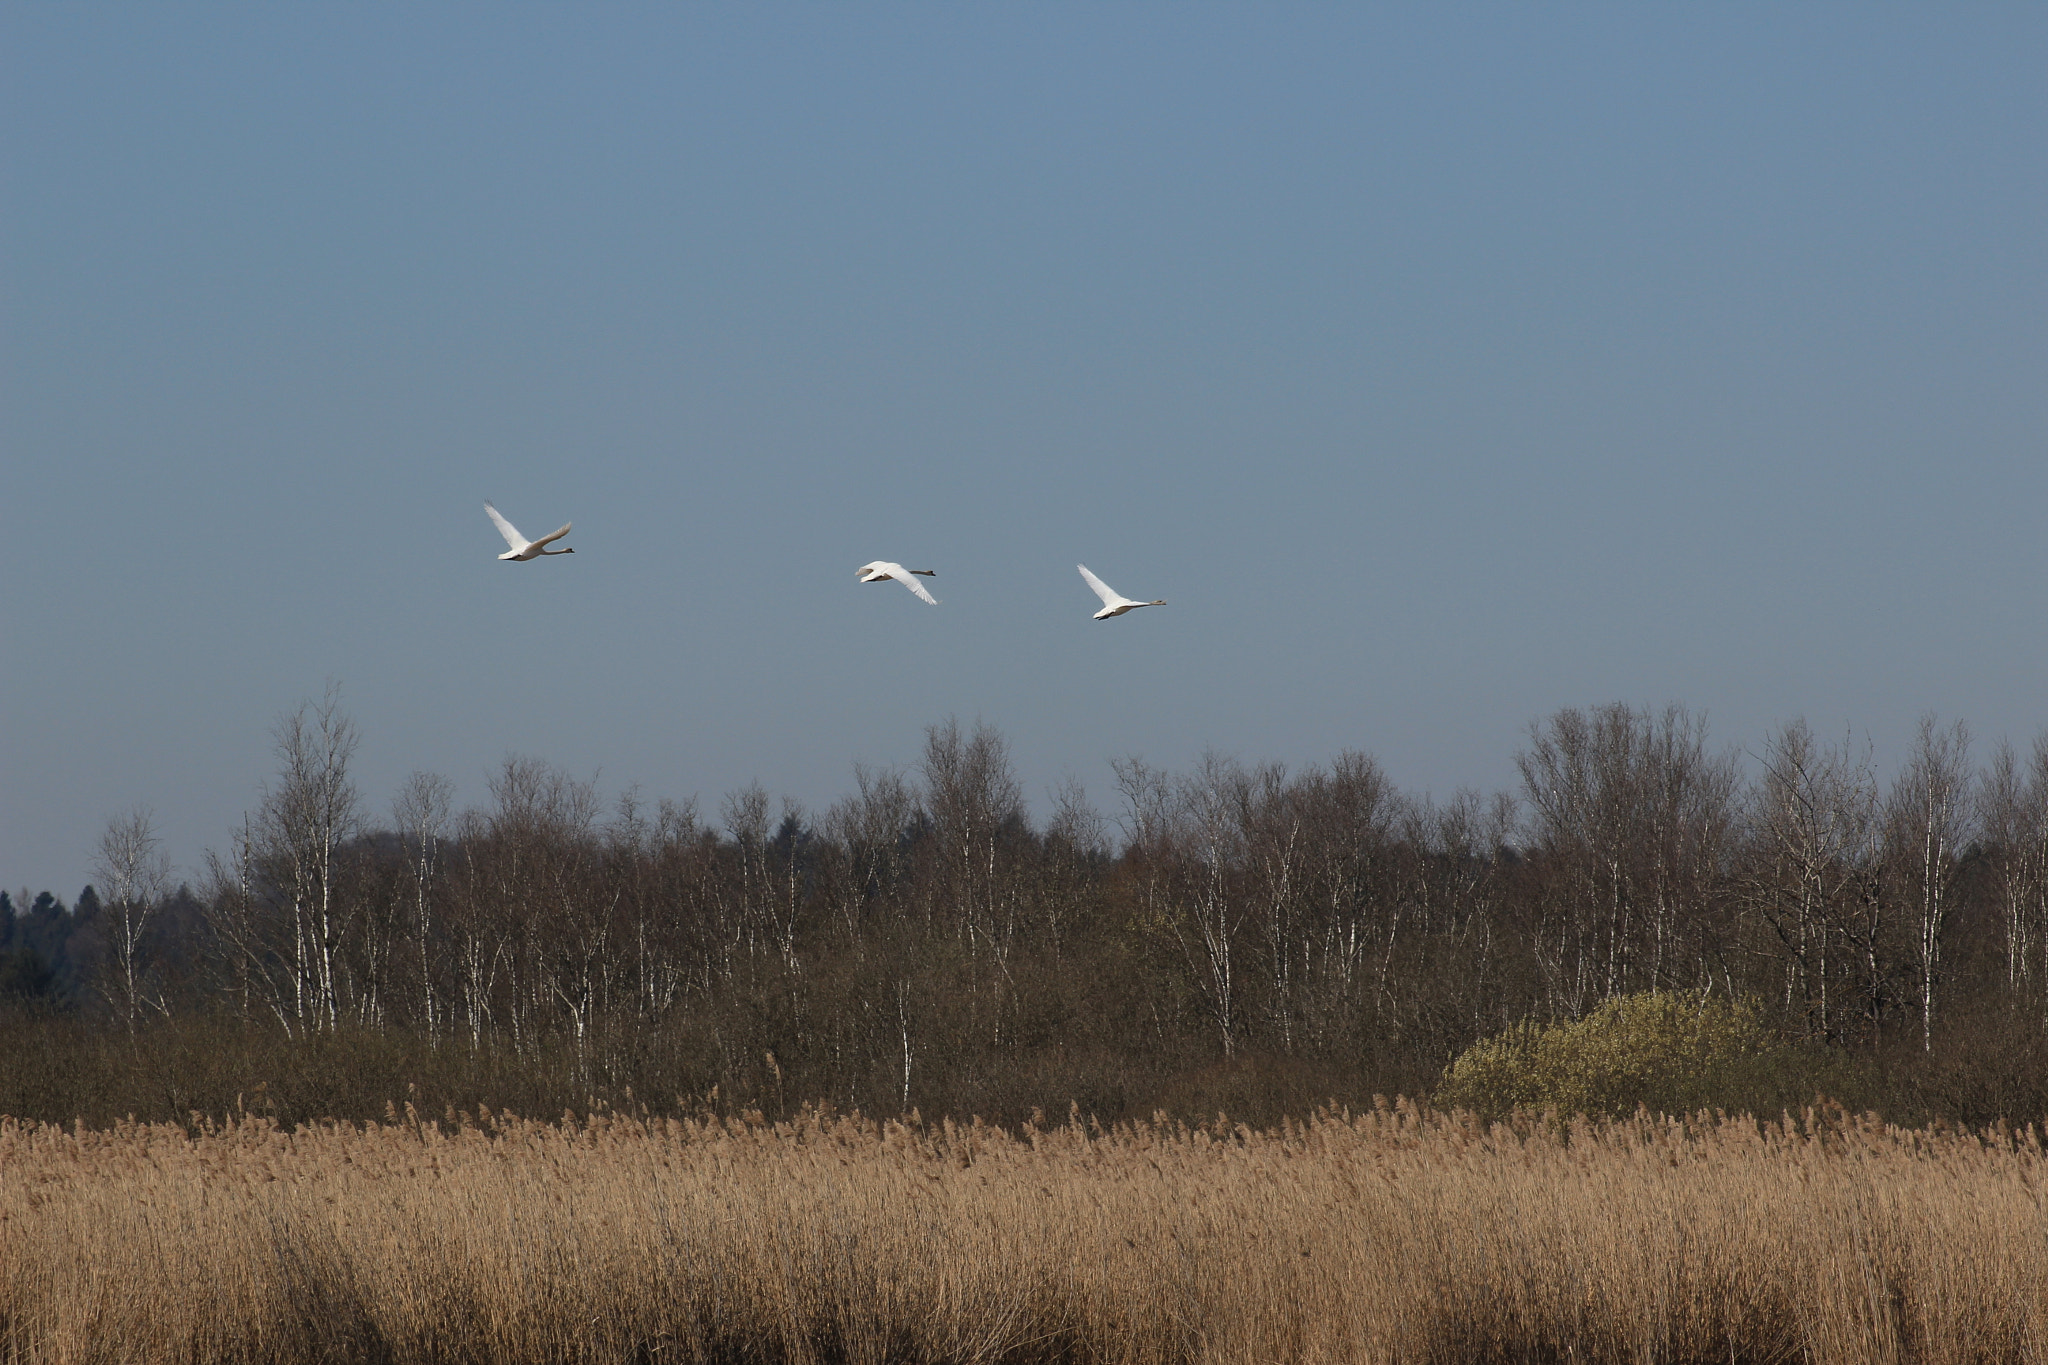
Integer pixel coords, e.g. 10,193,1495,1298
1435,989,1843,1119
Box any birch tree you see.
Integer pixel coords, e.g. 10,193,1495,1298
1517,704,1736,1014
1980,734,2048,1020
1887,716,1972,1052
392,771,454,1039
1175,752,1252,1058
921,720,1025,1045
1737,719,1887,1041
91,807,172,1030
251,686,362,1033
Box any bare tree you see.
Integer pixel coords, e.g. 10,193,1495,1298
246,685,363,1033
485,756,605,1060
392,771,454,1039
1406,789,1520,1037
1111,753,1180,1018
1291,751,1402,1044
824,763,918,947
1038,776,1104,959
723,783,790,968
1888,715,1972,1052
1518,704,1737,1015
91,807,173,1030
921,719,1026,1045
921,719,1024,936
1980,734,2048,1023
445,809,507,1050
1172,751,1253,1058
200,816,286,1027
1737,719,1889,1041
643,796,724,1005
632,795,701,1016
1232,760,1305,1052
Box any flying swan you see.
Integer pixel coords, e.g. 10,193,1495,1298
485,502,575,561
1078,564,1166,619
858,561,939,605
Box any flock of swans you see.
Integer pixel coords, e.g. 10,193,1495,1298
485,501,1167,622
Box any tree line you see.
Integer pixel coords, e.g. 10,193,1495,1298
10,693,2048,1127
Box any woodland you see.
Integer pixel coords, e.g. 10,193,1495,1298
8,696,2048,1130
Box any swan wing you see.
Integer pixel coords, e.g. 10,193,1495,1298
1077,564,1122,609
484,502,527,552
529,522,572,550
892,566,939,605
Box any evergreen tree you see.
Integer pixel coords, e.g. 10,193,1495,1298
0,945,56,1001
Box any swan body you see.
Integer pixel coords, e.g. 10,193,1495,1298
858,561,938,605
1078,564,1165,620
485,502,575,561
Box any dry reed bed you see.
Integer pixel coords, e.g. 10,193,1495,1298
1,1102,2044,1365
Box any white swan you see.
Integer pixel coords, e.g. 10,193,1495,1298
858,561,938,605
1078,564,1165,619
485,502,575,561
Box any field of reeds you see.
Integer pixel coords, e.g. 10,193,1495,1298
2,1102,2045,1365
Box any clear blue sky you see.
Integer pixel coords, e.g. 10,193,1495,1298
6,5,2046,897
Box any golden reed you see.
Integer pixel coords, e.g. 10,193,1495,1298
2,1101,2044,1363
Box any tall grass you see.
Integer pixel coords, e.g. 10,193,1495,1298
2,1102,2044,1364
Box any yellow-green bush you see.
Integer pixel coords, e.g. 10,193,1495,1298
1436,990,1819,1119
